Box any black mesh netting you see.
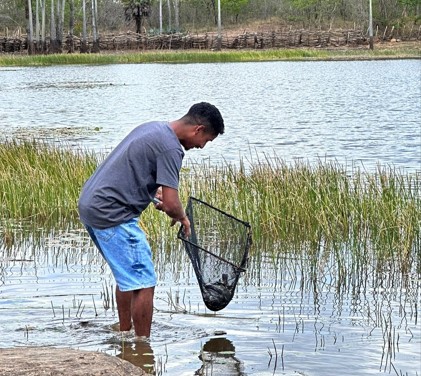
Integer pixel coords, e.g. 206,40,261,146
177,197,252,311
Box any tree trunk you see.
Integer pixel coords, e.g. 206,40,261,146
50,0,58,53
167,0,172,32
41,0,46,53
56,0,63,52
27,0,35,54
61,0,66,48
134,5,141,34
35,0,40,52
81,0,88,53
92,0,100,52
174,0,179,32
210,0,217,25
159,0,163,34
68,0,74,53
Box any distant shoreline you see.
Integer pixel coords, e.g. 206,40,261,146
0,41,420,67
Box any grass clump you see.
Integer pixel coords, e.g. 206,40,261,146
0,50,325,66
1,140,419,265
179,157,420,263
0,45,419,67
0,139,99,228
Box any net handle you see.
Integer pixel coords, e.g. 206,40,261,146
178,235,247,273
188,197,251,228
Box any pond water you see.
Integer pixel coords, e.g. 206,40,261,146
0,59,420,172
0,59,420,375
0,227,419,376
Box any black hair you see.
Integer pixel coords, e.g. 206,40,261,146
185,102,225,136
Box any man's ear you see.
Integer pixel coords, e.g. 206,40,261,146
195,125,206,134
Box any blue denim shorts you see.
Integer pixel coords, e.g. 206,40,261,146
84,218,157,292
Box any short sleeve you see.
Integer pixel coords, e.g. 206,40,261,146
156,148,184,189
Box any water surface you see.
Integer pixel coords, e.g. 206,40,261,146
0,227,419,376
1,59,420,172
0,60,420,375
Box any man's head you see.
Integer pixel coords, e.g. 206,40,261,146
183,102,225,137
176,102,224,151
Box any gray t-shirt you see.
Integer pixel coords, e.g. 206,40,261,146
78,121,184,228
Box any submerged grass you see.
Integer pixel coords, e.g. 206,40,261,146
0,44,419,67
1,139,419,265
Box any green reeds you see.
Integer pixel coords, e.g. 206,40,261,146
176,156,420,265
0,139,99,229
0,50,325,67
1,139,419,264
0,46,419,67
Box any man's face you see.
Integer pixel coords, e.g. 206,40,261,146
183,125,217,151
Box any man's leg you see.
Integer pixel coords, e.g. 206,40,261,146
116,286,132,331
84,224,134,332
84,219,156,336
132,286,155,338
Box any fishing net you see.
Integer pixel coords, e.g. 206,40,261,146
178,197,252,311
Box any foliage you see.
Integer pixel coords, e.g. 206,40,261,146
0,139,99,227
222,0,250,22
0,0,419,37
287,0,362,27
121,0,151,33
1,140,419,262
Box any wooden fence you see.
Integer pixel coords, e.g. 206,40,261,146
1,26,420,53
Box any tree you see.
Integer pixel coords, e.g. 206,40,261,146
34,0,39,50
222,0,249,23
123,0,152,34
26,0,35,53
49,0,58,52
167,0,171,30
40,0,46,52
92,0,99,52
81,0,88,52
1,0,420,55
68,0,74,52
56,0,65,52
286,0,345,27
174,0,180,31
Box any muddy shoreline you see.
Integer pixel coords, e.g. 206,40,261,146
0,347,150,376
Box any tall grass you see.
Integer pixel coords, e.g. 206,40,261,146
178,158,420,261
0,50,325,67
0,139,99,229
0,46,419,67
1,140,419,264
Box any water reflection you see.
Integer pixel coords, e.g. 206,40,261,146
113,336,245,376
196,338,243,376
116,340,155,375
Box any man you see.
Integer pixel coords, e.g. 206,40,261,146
78,102,224,338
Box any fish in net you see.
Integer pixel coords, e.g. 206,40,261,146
177,197,252,311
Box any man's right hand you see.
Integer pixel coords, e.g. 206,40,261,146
171,215,191,238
